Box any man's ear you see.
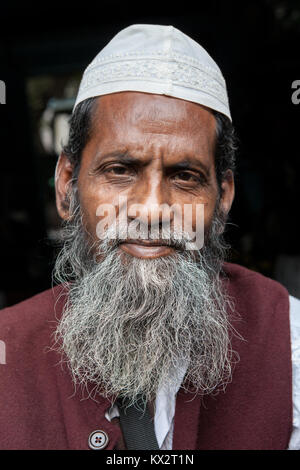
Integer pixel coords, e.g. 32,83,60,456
219,170,235,216
55,153,75,220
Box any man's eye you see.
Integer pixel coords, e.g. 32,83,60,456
173,172,199,182
105,166,129,175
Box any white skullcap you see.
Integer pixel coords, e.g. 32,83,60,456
74,24,231,121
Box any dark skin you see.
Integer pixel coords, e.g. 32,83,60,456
55,92,235,259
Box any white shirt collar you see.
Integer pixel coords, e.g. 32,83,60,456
105,360,188,448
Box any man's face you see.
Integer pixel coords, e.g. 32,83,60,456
53,92,236,401
56,91,234,257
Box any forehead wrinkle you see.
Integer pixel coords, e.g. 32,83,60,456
89,94,216,165
134,107,193,136
92,93,215,137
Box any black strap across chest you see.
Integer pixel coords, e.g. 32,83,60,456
117,395,159,450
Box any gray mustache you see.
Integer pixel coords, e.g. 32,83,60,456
97,225,196,251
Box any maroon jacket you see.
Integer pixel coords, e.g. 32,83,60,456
0,262,293,450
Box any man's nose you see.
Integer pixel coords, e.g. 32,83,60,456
127,174,173,230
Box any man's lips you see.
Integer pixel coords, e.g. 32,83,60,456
121,239,173,247
119,239,176,259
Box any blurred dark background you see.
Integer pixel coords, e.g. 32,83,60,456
0,0,299,308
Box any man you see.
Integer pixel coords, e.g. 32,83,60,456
0,24,299,450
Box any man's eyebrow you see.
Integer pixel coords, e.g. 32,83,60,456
95,150,140,165
96,151,210,174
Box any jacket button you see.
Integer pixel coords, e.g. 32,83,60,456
88,430,109,450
